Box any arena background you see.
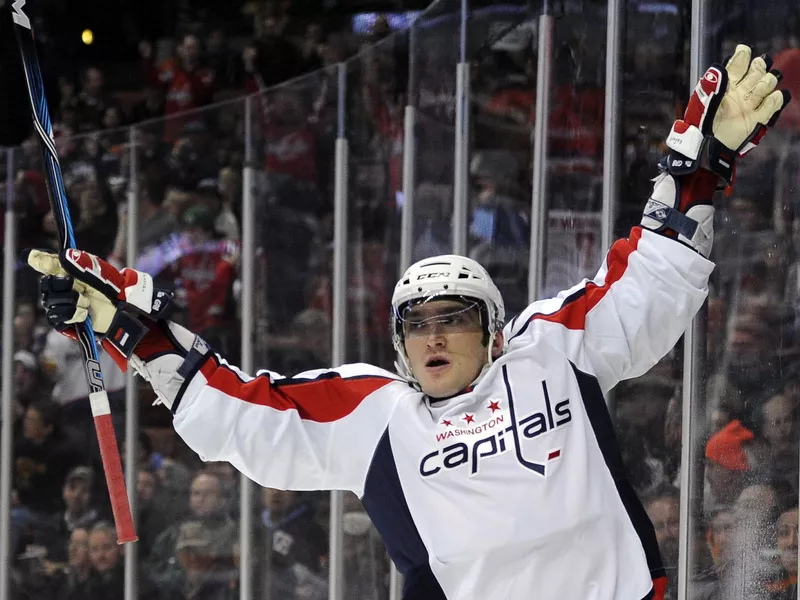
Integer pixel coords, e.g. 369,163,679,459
1,0,800,599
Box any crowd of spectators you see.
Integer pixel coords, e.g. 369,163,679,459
3,0,800,598
2,2,405,598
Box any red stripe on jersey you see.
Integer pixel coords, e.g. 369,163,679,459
201,359,394,423
651,575,667,600
531,227,643,331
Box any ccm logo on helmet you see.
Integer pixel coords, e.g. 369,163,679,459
419,381,571,479
416,273,450,280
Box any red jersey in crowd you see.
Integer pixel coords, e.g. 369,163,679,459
173,245,236,332
144,57,216,140
264,123,318,184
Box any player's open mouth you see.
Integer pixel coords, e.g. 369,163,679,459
425,357,450,371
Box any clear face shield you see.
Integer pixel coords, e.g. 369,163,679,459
395,295,485,341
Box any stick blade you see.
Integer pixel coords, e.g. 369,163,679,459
0,6,33,146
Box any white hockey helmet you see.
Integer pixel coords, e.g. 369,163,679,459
391,255,505,385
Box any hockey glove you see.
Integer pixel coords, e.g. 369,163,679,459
27,248,212,410
642,44,792,258
26,248,173,370
665,43,791,184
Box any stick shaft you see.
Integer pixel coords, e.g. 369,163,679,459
10,5,136,544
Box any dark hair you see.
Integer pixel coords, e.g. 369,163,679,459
643,484,680,512
90,520,117,539
28,399,61,430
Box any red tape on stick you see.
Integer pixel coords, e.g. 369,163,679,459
90,392,138,544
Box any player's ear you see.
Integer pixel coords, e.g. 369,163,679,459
491,332,504,359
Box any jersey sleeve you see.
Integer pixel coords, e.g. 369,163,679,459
503,227,714,394
171,358,407,495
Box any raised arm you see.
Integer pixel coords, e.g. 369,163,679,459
505,45,791,394
26,248,408,495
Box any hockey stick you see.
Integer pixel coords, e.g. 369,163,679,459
8,3,137,543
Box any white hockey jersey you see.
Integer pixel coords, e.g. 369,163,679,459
171,227,713,600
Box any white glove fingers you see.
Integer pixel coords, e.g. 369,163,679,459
739,56,768,92
747,72,780,109
753,90,787,125
725,44,752,84
26,250,68,277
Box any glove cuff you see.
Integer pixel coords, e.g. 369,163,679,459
666,122,705,160
641,172,716,258
103,311,148,363
130,320,213,411
664,136,737,187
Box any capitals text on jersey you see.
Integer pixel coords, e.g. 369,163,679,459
419,378,572,478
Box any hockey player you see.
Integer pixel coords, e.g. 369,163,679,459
27,45,791,599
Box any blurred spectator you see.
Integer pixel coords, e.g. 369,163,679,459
299,23,325,73
141,34,216,141
169,204,238,352
174,521,231,600
83,522,123,600
38,467,100,564
131,87,167,125
758,393,798,488
13,350,50,420
204,28,242,90
691,509,735,600
13,302,47,354
773,47,800,132
13,400,87,516
774,507,799,599
15,170,52,252
243,14,302,90
729,483,785,599
72,174,118,257
195,177,239,241
259,488,327,599
39,330,125,442
412,183,452,261
145,471,237,595
217,167,242,239
705,419,758,511
57,75,80,122
136,467,168,559
57,527,92,600
108,172,177,266
614,376,675,494
20,466,101,573
76,68,110,132
342,493,388,599
269,308,332,375
263,89,320,187
645,486,680,599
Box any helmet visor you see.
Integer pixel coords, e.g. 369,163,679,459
398,296,483,339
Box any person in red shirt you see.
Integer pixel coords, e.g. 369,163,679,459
140,34,216,141
263,90,319,186
170,205,238,354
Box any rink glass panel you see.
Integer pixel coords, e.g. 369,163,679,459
612,2,690,595
4,1,800,599
466,0,538,319
409,0,461,262
10,122,140,600
253,70,338,600
688,5,800,599
342,29,407,600
128,99,244,599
